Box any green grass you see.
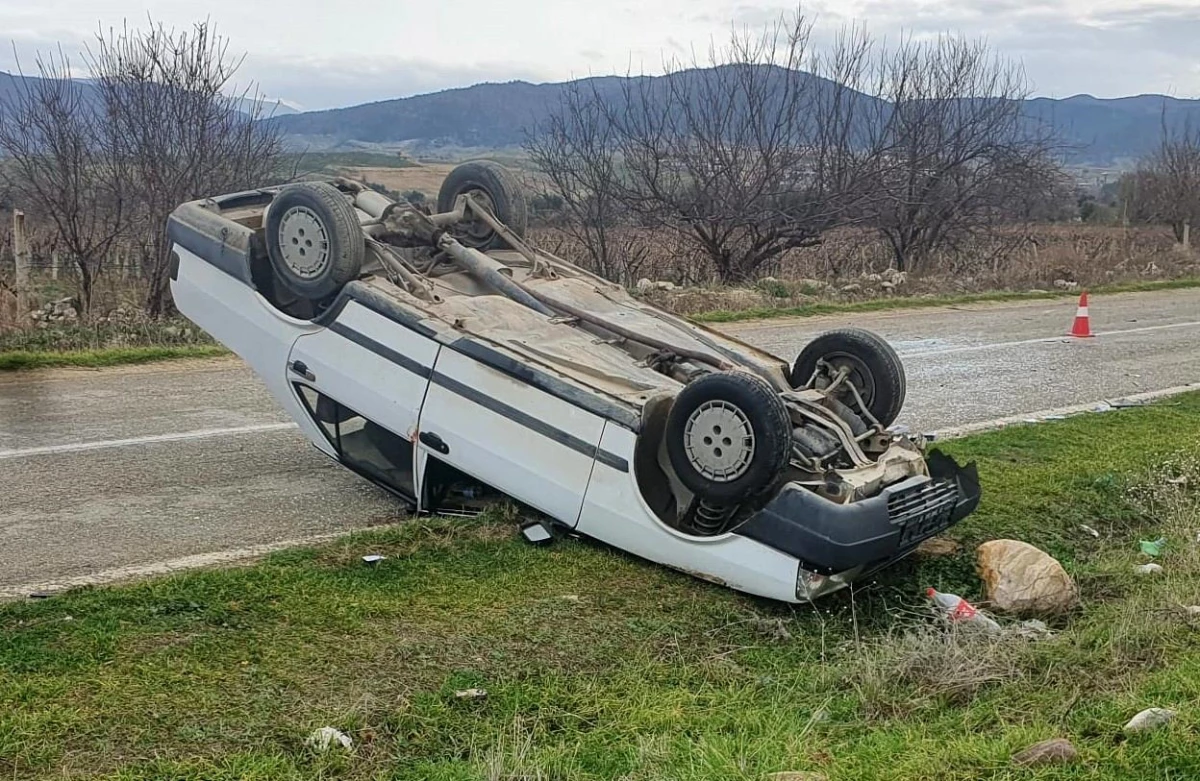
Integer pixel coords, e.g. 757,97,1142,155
281,151,419,173
0,318,225,371
688,276,1200,323
3,394,1200,779
0,345,228,370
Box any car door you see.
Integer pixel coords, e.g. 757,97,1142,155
287,296,440,500
417,345,607,526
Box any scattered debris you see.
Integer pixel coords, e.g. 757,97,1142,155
926,588,1002,633
916,536,961,557
1079,524,1100,538
1124,708,1176,734
977,539,1079,616
1134,563,1164,575
1110,399,1145,409
1023,418,1041,424
1011,619,1054,640
1185,606,1200,617
1043,414,1067,420
752,616,793,642
1167,476,1190,486
520,521,554,546
1012,737,1078,767
455,688,488,701
361,554,386,565
1139,538,1167,557
1092,402,1114,413
560,594,581,603
306,727,353,752
768,772,828,781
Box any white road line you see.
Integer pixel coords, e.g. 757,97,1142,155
900,320,1200,359
0,422,297,460
0,526,401,600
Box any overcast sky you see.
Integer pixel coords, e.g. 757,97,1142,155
1,0,1197,110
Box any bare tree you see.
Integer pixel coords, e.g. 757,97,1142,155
525,80,651,284
1130,116,1200,246
861,36,1060,272
530,14,882,285
0,51,128,316
85,19,284,315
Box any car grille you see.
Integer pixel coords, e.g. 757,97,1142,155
887,478,960,546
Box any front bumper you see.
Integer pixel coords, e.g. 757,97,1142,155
734,450,980,578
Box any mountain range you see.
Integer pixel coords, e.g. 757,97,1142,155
4,69,1198,167
269,72,1200,167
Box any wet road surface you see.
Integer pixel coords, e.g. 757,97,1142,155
3,289,1199,593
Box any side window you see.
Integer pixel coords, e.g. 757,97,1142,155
294,384,416,499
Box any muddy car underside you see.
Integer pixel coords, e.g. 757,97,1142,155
168,161,979,599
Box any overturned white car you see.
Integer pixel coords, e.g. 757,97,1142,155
167,161,979,602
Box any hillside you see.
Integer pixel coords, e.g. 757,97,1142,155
271,73,1200,166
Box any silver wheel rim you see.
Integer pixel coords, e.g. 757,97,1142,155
683,400,755,482
278,206,331,279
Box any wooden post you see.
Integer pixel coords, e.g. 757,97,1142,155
1183,220,1191,250
50,250,59,280
13,210,30,314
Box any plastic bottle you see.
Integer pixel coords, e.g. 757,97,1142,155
926,587,1002,632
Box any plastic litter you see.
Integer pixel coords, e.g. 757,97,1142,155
1134,563,1164,575
926,588,1001,633
362,554,386,565
1079,524,1100,538
1124,708,1176,733
306,727,353,751
1139,538,1167,557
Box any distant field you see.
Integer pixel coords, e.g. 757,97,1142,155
280,151,419,176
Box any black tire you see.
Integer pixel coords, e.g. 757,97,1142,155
665,372,793,504
789,328,906,427
436,160,528,250
265,182,364,300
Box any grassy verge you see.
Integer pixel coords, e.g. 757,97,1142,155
688,276,1200,323
3,394,1200,780
0,345,228,371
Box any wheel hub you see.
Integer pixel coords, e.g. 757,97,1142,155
823,352,875,405
278,206,330,279
683,400,756,482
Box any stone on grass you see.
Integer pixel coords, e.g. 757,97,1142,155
1012,738,1078,767
455,688,488,700
976,539,1079,616
1134,563,1164,575
306,726,352,752
916,536,961,558
1124,708,1176,733
1185,605,1200,617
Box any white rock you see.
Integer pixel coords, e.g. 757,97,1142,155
1134,563,1164,575
306,726,353,751
636,278,653,292
654,280,676,291
1185,606,1200,617
1124,708,1176,733
455,688,488,700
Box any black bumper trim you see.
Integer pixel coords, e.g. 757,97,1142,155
734,450,980,575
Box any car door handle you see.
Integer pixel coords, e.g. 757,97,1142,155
419,431,450,455
289,360,315,381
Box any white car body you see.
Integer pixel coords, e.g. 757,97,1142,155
167,180,979,602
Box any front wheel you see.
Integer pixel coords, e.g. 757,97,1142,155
664,372,793,505
789,328,906,427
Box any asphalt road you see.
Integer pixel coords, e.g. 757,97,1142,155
3,288,1199,593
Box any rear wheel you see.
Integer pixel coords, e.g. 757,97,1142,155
665,372,793,504
436,160,528,250
265,182,364,300
789,328,906,427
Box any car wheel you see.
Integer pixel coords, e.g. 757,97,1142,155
265,182,364,300
789,328,906,427
665,372,793,504
436,160,528,250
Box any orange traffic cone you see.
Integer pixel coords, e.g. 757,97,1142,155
1070,291,1093,338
